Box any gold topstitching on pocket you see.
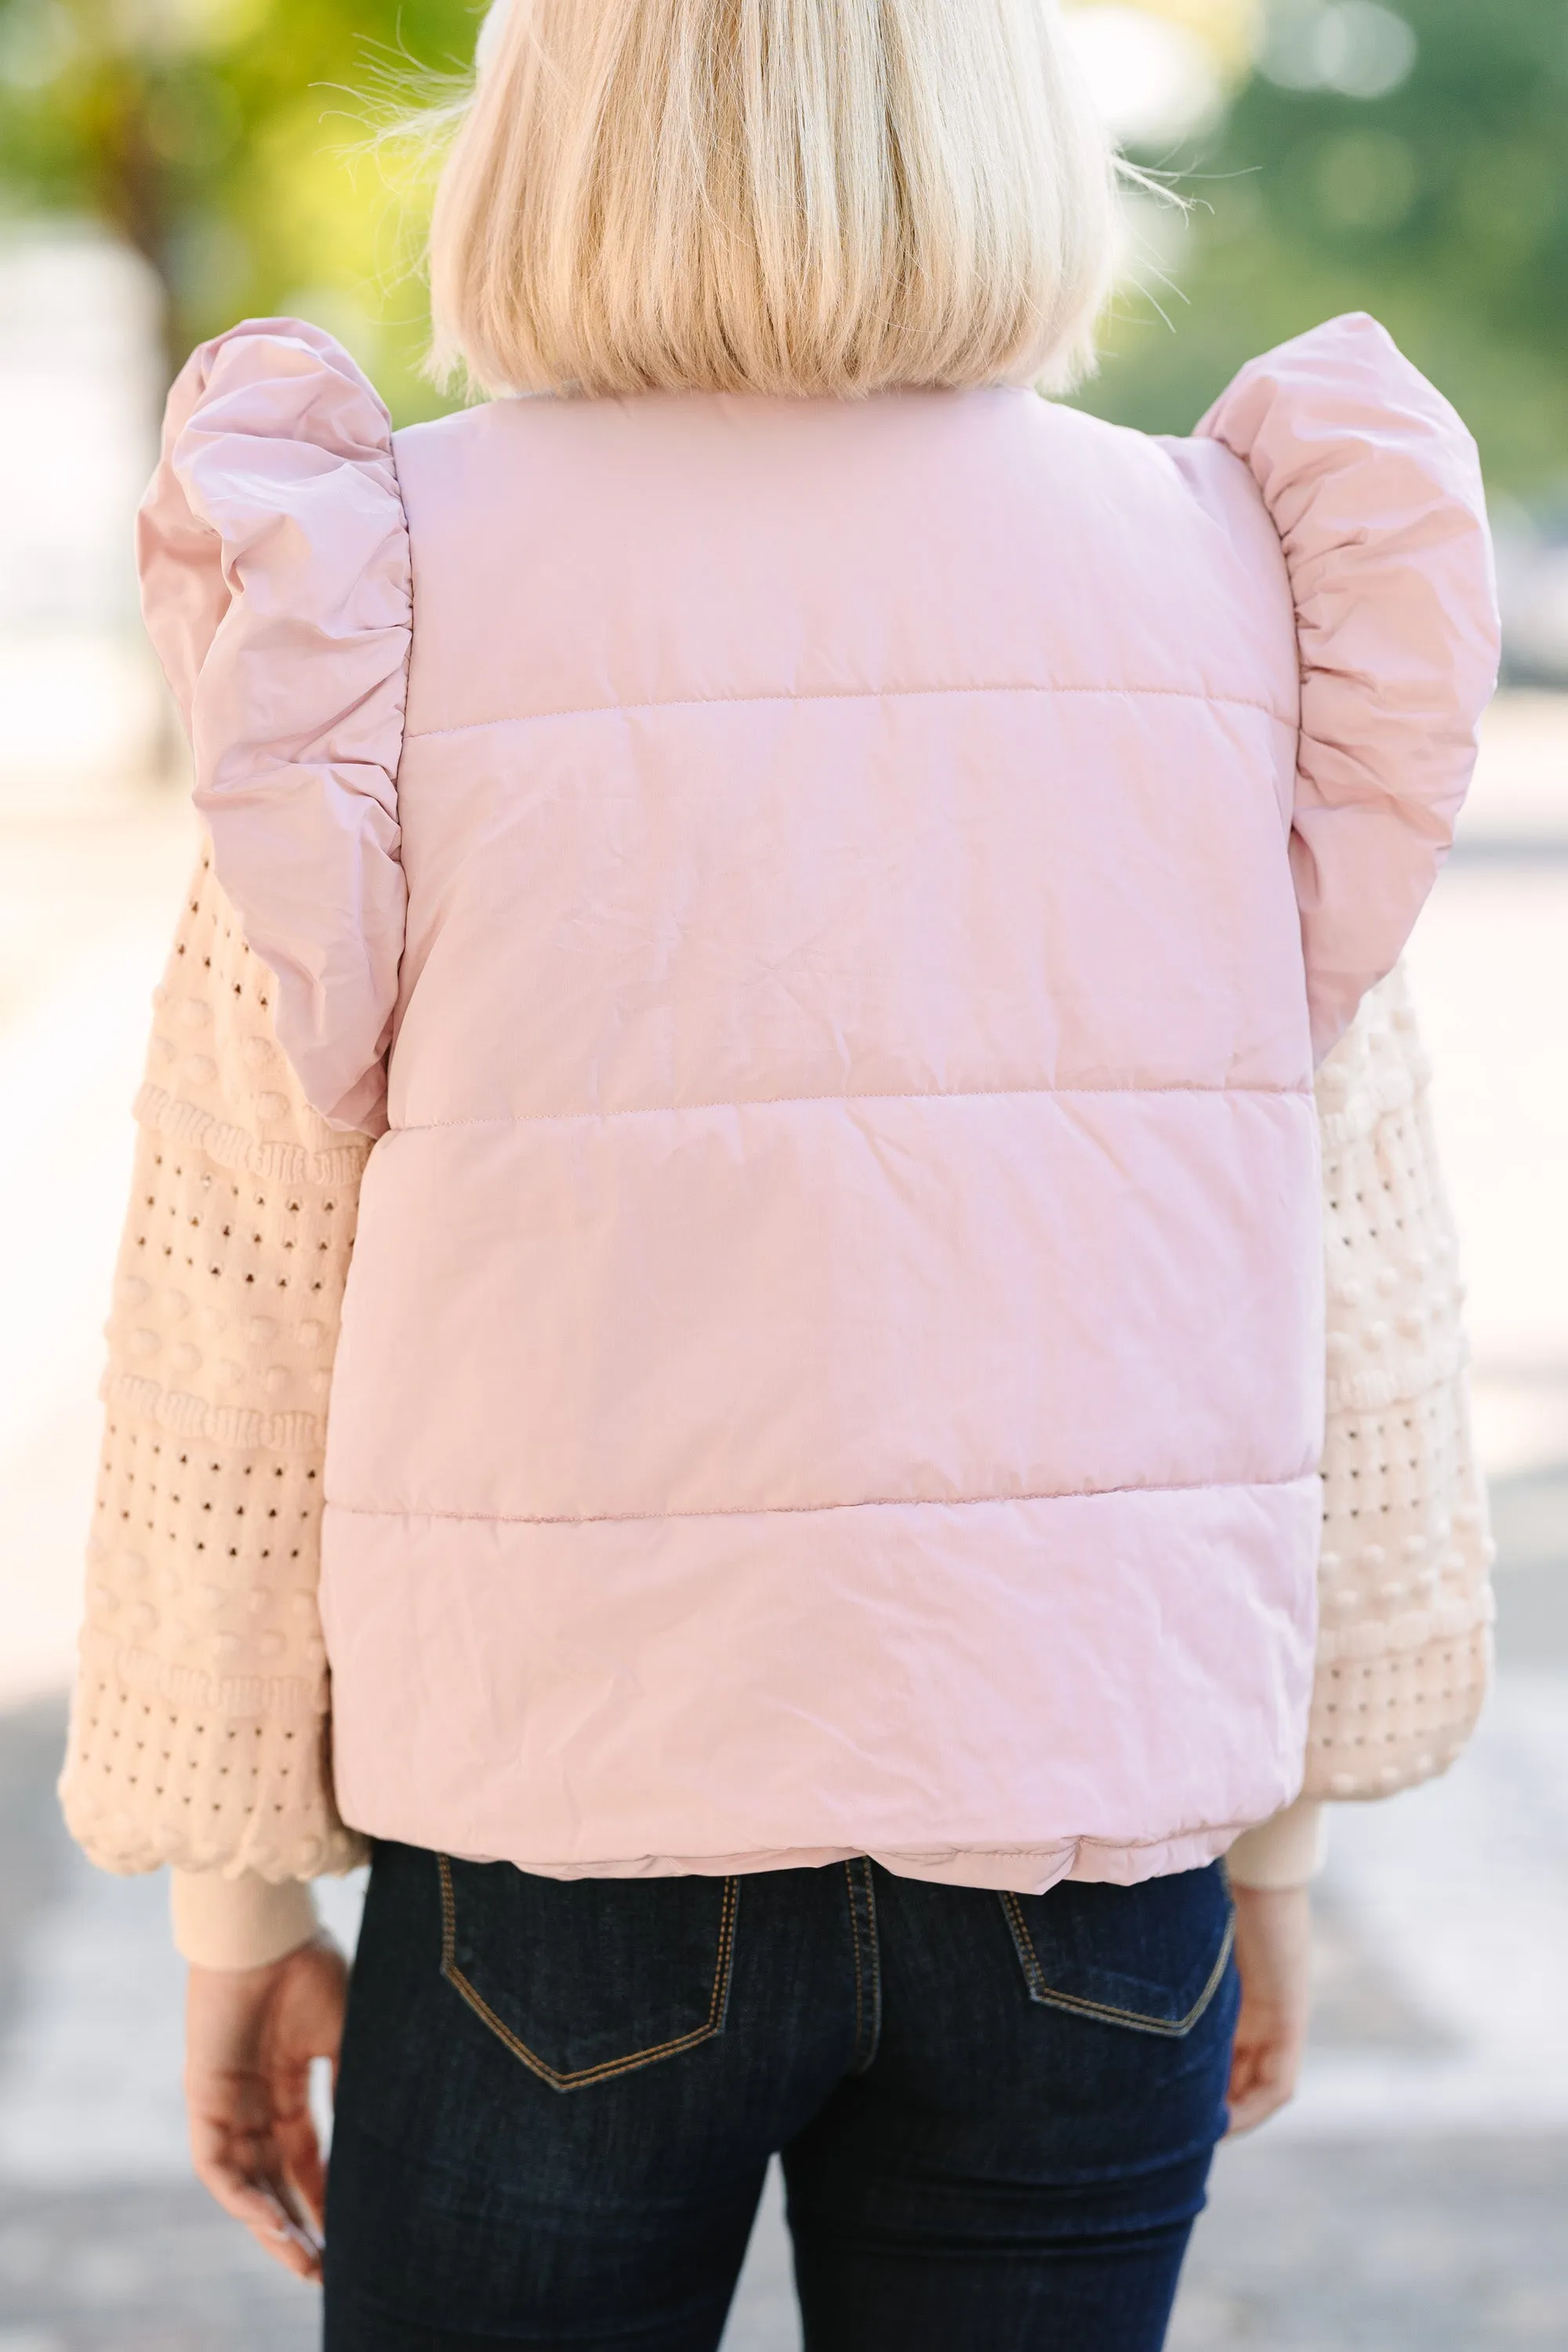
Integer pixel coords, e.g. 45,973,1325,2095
436,1854,741,2092
1000,1889,1235,2040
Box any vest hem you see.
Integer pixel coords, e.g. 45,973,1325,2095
336,1823,1250,1897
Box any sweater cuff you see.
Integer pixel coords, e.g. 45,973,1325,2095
170,1868,321,1969
1225,1797,1328,1890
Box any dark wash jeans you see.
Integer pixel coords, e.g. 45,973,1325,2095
324,1843,1239,2351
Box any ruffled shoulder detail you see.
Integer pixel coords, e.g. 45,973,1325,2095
1197,313,1498,1059
137,319,411,1134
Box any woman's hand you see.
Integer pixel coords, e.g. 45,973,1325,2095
1225,1882,1312,2136
184,1936,350,2281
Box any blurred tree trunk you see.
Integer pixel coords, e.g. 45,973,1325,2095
88,59,179,382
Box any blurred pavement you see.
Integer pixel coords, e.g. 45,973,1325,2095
0,695,1565,2348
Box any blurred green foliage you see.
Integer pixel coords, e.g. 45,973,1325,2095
1087,0,1568,492
0,0,476,416
0,0,1566,492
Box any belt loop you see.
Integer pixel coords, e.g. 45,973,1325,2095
843,1857,883,2075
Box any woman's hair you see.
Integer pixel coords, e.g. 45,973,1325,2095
426,0,1120,400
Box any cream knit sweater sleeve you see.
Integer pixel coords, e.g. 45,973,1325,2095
1301,960,1494,1799
59,846,370,1943
62,869,1494,1963
1233,967,1495,1885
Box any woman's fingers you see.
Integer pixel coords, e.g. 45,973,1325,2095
273,2087,328,2240
184,1939,348,2281
268,1940,350,2241
1224,1882,1312,2138
1225,2032,1298,2136
191,2130,324,2279
1222,1882,1316,2145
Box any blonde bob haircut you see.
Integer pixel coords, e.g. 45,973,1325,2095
427,0,1120,400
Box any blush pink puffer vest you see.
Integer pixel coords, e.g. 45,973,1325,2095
138,314,1497,1894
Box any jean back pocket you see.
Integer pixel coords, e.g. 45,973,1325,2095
1000,1864,1235,2038
437,1856,740,2092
